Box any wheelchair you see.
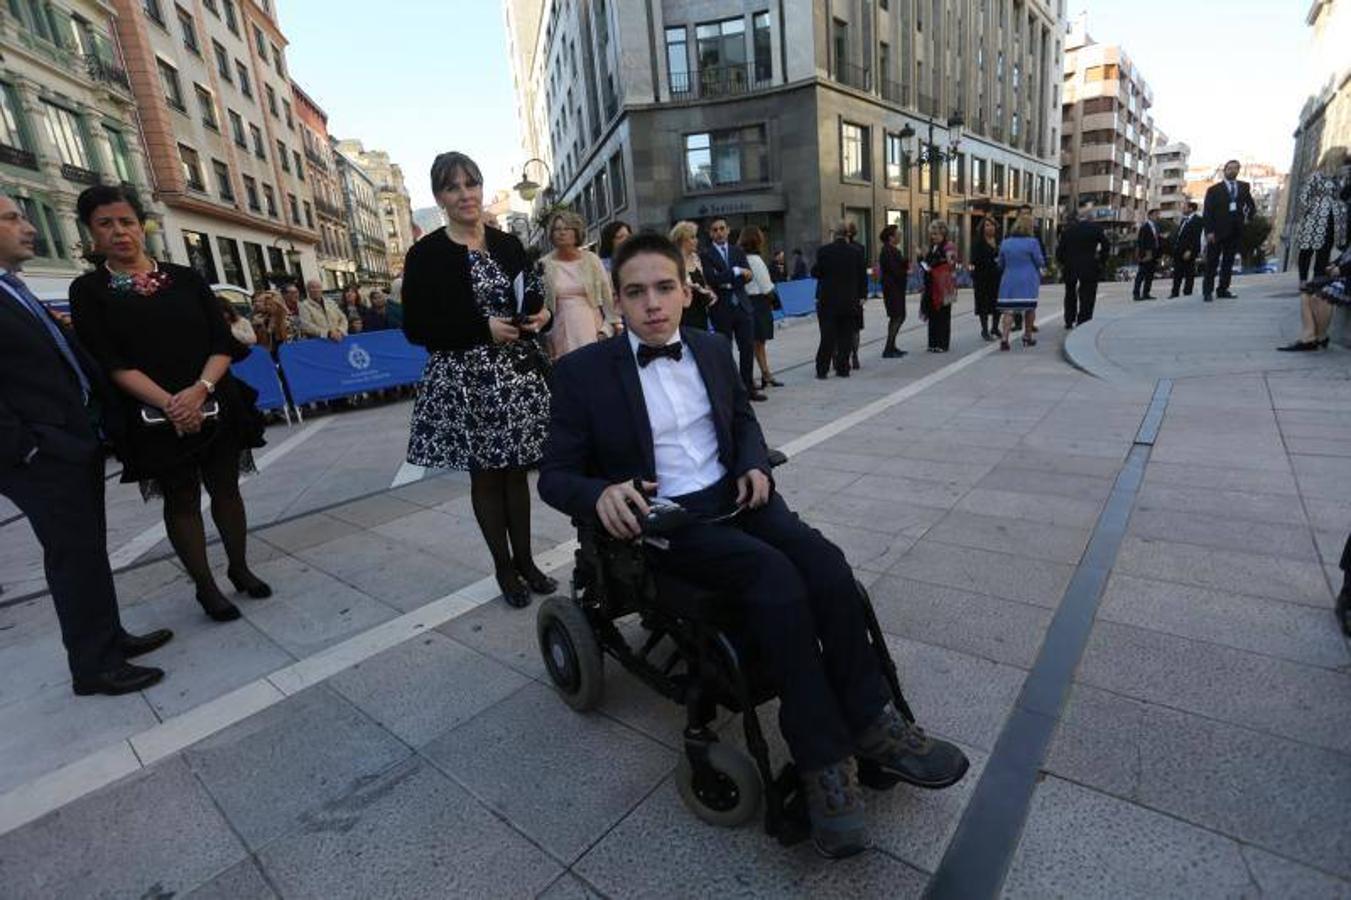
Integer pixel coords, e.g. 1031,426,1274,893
535,453,920,845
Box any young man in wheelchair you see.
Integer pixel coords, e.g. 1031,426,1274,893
538,233,968,858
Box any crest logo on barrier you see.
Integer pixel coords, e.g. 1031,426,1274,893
347,343,371,370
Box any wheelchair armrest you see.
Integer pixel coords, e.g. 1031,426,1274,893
767,449,789,469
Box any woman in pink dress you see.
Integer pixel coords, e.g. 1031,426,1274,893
539,210,615,359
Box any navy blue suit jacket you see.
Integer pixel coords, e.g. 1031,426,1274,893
538,328,771,522
699,242,750,309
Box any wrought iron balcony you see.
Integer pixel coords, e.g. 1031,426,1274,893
881,79,908,106
670,63,773,101
0,144,38,170
314,198,344,220
833,62,872,93
85,54,131,92
917,93,937,116
60,163,101,185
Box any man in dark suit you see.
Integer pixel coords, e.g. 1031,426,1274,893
699,218,763,401
539,233,967,858
1056,207,1111,328
1169,201,1203,297
811,223,869,379
0,194,171,695
1202,159,1258,301
1133,208,1162,301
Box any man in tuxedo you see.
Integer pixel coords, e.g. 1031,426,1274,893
1133,208,1162,301
811,223,869,379
1170,201,1203,297
1202,159,1258,301
1055,205,1110,327
699,218,763,401
0,194,171,695
539,233,968,858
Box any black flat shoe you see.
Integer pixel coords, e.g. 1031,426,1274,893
1318,338,1330,348
227,568,273,598
749,390,768,401
120,629,173,659
73,663,164,696
517,566,558,596
766,377,785,387
1217,290,1237,299
497,572,532,609
1277,341,1318,352
196,588,242,622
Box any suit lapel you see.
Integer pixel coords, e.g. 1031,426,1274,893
0,280,53,341
611,336,656,479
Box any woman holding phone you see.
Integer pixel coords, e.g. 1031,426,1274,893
69,185,269,623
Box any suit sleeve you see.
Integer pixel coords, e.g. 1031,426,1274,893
537,357,611,521
728,351,771,479
1202,187,1218,233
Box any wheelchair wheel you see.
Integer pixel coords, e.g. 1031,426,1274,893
537,597,604,711
675,742,762,828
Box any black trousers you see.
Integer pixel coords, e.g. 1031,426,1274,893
1064,272,1099,325
926,304,952,350
1203,235,1239,296
711,299,757,390
1133,259,1157,298
1171,256,1197,296
815,302,857,375
0,453,126,680
654,486,890,770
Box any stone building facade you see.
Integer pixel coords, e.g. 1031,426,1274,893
334,139,414,274
1147,134,1190,226
292,82,354,289
333,141,389,289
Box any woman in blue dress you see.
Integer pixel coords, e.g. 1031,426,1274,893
996,214,1046,350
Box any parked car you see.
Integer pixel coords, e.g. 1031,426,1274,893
211,283,253,318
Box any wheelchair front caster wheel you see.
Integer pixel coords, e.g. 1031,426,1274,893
675,742,762,828
537,597,604,711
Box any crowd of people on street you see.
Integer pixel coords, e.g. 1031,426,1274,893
235,278,404,352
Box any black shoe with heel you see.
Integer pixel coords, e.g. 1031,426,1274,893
196,588,242,622
517,564,558,596
227,567,273,598
496,570,532,608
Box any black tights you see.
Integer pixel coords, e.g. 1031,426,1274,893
161,446,253,600
978,313,993,335
885,316,904,352
470,467,539,583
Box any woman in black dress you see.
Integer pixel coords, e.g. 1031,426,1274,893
70,185,269,623
879,224,908,358
670,220,715,331
971,217,1001,341
401,152,555,608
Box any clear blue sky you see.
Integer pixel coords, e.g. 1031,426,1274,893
280,1,1310,210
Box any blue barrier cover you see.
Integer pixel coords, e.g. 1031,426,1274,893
278,331,429,405
772,279,819,319
230,345,288,411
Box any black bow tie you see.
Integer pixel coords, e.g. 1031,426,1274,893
637,341,682,367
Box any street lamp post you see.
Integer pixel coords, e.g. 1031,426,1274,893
900,112,965,224
512,157,554,204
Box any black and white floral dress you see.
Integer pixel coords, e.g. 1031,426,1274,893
406,251,551,471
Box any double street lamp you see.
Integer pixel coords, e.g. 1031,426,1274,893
899,112,965,221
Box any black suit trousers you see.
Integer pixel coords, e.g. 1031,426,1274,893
815,302,857,375
1133,259,1157,298
1203,236,1239,296
652,491,890,770
926,304,952,350
0,453,126,679
1063,272,1099,325
710,299,757,390
1172,257,1197,295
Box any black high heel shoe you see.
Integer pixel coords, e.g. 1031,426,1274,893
496,570,533,608
227,567,273,598
517,564,558,596
196,588,242,622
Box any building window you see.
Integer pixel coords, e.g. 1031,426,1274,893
212,158,234,200
752,11,772,83
609,152,626,209
282,99,293,128
176,5,198,54
182,229,218,282
236,61,252,98
42,102,93,170
265,84,278,117
202,0,217,14
695,17,747,93
143,0,164,26
243,240,265,284
228,109,245,146
222,0,238,34
250,124,264,158
972,157,987,194
595,168,610,218
303,200,313,229
242,174,259,211
841,121,869,181
272,44,284,77
252,25,266,58
262,183,277,217
158,59,184,110
884,131,908,188
684,125,767,190
992,162,1005,197
288,192,299,224
104,126,133,182
213,40,232,81
0,81,31,157
178,143,204,190
195,84,218,130
949,152,966,193
217,236,245,285
277,139,289,171
293,150,303,180
267,245,284,273
845,207,872,258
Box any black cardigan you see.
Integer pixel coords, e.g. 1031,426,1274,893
400,225,540,352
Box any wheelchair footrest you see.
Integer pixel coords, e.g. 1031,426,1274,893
766,764,811,847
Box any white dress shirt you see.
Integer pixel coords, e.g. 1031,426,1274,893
629,330,726,498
